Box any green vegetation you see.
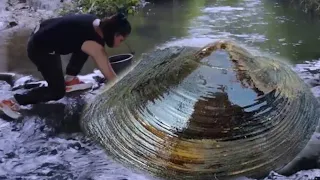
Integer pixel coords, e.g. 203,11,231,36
58,0,141,17
77,0,141,17
290,0,320,14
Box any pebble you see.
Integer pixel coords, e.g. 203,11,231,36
50,149,58,155
8,21,18,27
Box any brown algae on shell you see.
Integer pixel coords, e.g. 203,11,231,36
80,40,320,179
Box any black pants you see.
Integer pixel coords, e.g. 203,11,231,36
14,32,88,106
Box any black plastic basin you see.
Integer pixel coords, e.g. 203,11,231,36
109,54,133,75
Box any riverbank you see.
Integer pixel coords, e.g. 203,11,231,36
0,0,73,32
0,0,145,32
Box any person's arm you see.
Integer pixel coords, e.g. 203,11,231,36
81,40,117,82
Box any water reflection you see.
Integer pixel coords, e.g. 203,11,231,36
262,1,320,62
105,0,207,58
134,47,274,141
183,0,320,63
176,91,247,139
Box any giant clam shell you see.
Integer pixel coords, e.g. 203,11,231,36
80,40,320,179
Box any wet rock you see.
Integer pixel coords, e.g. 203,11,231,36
0,0,74,34
5,152,16,159
7,1,13,7
0,22,5,31
26,147,40,154
8,21,18,27
0,67,141,179
11,125,22,132
68,142,82,150
14,3,29,10
0,81,11,91
52,164,66,171
50,149,58,155
266,170,320,180
0,73,17,86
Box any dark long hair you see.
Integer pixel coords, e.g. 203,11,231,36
99,13,131,47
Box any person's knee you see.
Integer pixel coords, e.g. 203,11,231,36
50,86,66,101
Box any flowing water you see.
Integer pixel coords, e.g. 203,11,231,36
2,0,320,179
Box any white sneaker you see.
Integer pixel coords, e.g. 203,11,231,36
0,99,21,119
